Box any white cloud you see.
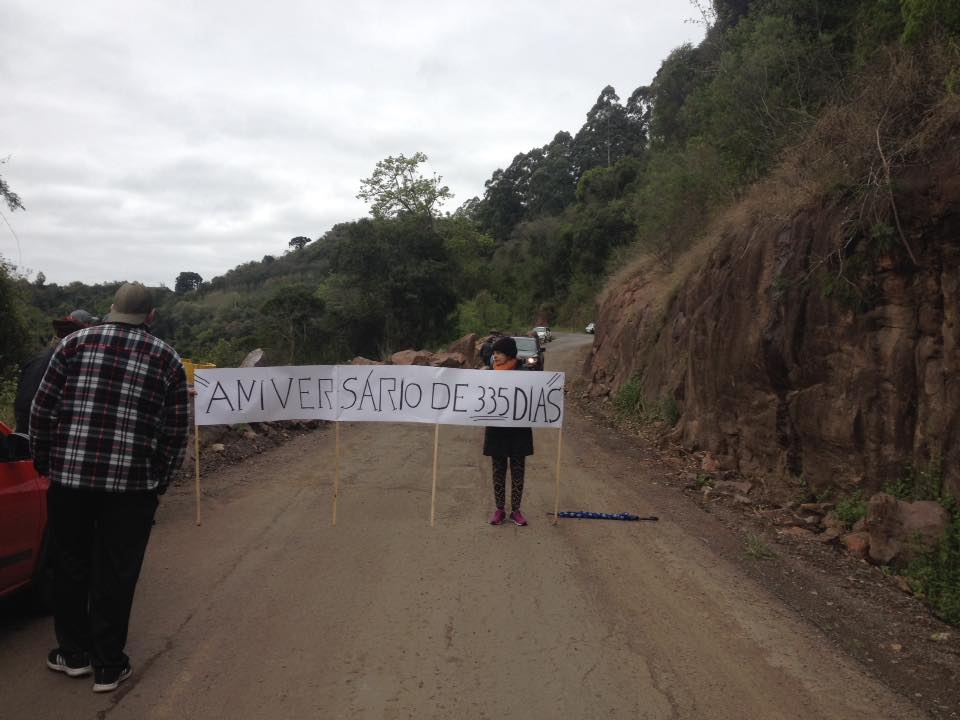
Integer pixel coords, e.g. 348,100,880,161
1,0,704,286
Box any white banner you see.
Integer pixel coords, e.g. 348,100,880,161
193,365,565,428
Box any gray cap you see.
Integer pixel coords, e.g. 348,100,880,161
68,309,99,324
52,308,98,338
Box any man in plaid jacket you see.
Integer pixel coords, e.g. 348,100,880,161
30,282,190,693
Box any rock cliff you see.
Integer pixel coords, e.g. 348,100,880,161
586,133,959,502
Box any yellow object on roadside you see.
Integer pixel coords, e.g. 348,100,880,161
182,359,216,385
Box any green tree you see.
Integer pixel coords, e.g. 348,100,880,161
357,152,453,220
576,156,643,205
259,285,326,364
685,11,843,184
0,258,31,374
474,132,580,240
288,236,310,251
324,216,457,355
901,0,960,42
712,0,750,30
647,44,706,147
436,215,496,300
572,85,648,175
174,271,203,294
475,162,528,241
527,132,578,217
455,290,511,337
631,140,729,258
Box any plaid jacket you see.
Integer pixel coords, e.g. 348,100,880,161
30,323,190,493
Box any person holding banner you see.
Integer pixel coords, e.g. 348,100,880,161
483,336,533,526
30,282,190,693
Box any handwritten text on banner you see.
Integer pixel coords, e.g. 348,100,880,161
193,365,565,428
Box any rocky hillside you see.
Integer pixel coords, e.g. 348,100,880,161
585,57,960,504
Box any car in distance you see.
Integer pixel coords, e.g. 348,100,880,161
513,336,545,370
585,322,595,334
532,326,552,343
0,421,52,607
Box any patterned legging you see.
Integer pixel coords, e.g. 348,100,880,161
492,456,526,510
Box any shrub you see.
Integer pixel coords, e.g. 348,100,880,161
613,373,679,426
0,372,16,428
835,491,868,524
901,0,960,44
887,458,945,502
744,534,777,560
614,373,647,420
904,505,960,625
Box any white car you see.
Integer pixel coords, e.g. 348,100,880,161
585,322,595,334
532,326,552,343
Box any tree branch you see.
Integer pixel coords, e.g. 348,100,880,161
875,115,918,267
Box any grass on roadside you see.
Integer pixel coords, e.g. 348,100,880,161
613,372,679,426
903,501,960,626
744,534,777,561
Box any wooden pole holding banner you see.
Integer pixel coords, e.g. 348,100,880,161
430,423,439,527
552,428,563,526
332,422,341,526
194,423,202,526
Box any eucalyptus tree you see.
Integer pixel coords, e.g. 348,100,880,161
572,85,648,175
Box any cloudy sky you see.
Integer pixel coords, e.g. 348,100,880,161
1,0,705,288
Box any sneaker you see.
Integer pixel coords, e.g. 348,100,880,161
489,508,506,525
509,509,528,526
47,649,92,677
92,663,132,693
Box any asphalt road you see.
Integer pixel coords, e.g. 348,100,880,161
0,333,927,719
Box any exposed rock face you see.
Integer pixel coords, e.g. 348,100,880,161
841,531,870,558
390,349,433,366
353,349,472,369
586,152,960,500
446,333,479,367
239,348,265,367
863,493,951,567
349,334,481,369
433,352,467,368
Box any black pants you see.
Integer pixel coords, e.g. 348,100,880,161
46,484,158,671
492,456,525,511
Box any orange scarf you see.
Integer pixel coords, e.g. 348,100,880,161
494,357,519,370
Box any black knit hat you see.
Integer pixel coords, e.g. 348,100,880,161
491,336,517,358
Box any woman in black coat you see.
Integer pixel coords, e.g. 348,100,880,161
483,336,533,526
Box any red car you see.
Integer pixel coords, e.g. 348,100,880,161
0,420,51,604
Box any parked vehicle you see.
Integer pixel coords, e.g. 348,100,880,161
513,336,545,371
585,322,595,334
532,326,553,343
0,421,52,606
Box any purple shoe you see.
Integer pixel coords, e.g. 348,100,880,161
509,510,528,526
489,508,506,525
